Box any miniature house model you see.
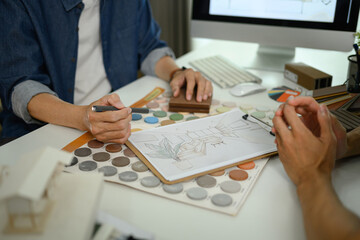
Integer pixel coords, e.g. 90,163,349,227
0,147,71,233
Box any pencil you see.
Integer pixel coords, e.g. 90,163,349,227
92,105,154,114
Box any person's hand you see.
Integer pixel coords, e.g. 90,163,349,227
272,103,337,186
272,96,347,159
84,93,132,143
170,68,213,102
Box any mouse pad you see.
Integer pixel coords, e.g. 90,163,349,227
268,86,300,102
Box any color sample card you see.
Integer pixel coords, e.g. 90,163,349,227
64,92,277,215
268,86,300,102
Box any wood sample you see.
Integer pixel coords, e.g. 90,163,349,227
168,88,212,113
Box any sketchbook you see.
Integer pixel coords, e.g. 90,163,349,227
127,109,277,184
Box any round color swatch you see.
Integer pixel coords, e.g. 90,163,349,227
186,187,208,200
256,106,271,112
92,152,111,162
112,156,130,167
160,119,175,126
212,99,220,105
66,157,78,167
222,101,236,108
132,113,142,121
155,97,167,103
124,148,136,157
131,161,149,172
268,113,275,120
118,171,138,182
186,116,199,121
216,107,231,113
251,111,266,119
196,175,217,188
229,169,249,181
153,110,167,118
163,91,172,98
211,194,233,207
98,166,118,177
169,113,184,121
79,161,97,171
74,147,92,157
87,139,104,148
162,183,183,194
238,161,255,170
161,105,169,112
220,181,241,193
194,113,209,118
209,170,225,176
141,176,161,188
144,116,159,124
240,104,253,111
146,101,160,109
105,143,123,153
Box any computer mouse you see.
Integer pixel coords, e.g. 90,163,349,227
230,83,266,97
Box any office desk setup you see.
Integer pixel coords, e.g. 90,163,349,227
1,40,360,240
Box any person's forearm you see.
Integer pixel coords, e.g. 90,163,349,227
297,175,360,240
343,127,360,158
27,93,88,131
154,56,180,81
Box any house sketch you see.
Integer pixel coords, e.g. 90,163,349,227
142,110,270,169
0,147,71,233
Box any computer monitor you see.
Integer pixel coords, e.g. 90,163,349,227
191,0,360,71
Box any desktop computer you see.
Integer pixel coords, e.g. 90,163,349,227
191,0,360,72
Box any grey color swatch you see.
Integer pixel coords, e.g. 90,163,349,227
211,194,233,207
162,183,183,194
98,166,118,177
220,181,241,193
186,187,208,200
79,161,97,171
131,161,149,172
74,147,92,157
118,171,138,182
141,176,161,188
196,175,217,188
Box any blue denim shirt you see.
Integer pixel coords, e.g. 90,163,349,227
0,0,169,138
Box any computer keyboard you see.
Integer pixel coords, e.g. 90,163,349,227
189,55,262,88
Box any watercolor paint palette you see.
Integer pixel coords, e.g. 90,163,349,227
64,92,277,215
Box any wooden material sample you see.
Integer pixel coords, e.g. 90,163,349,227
168,88,212,113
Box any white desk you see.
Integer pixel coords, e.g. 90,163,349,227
1,40,360,240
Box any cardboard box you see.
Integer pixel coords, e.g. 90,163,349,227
284,62,332,90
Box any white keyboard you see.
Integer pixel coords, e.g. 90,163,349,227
189,55,262,88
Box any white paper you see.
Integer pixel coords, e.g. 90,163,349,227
128,109,276,181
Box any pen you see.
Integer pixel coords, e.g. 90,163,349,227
92,105,154,114
242,114,274,136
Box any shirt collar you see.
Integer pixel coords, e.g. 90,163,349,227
61,0,83,11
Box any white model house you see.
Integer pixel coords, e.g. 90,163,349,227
0,147,71,233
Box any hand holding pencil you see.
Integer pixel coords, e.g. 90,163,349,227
85,93,132,144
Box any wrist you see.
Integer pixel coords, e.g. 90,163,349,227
296,171,331,196
169,66,186,82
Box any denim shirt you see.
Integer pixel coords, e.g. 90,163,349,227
0,0,169,138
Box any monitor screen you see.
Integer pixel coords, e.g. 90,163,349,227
192,0,360,55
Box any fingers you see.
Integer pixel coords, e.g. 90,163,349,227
282,103,306,134
272,112,292,145
170,68,213,102
288,96,320,112
317,104,333,140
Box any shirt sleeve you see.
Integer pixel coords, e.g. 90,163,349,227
140,46,175,76
11,80,58,124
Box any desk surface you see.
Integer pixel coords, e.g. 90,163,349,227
1,40,359,240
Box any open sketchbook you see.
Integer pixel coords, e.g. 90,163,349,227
127,109,277,183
